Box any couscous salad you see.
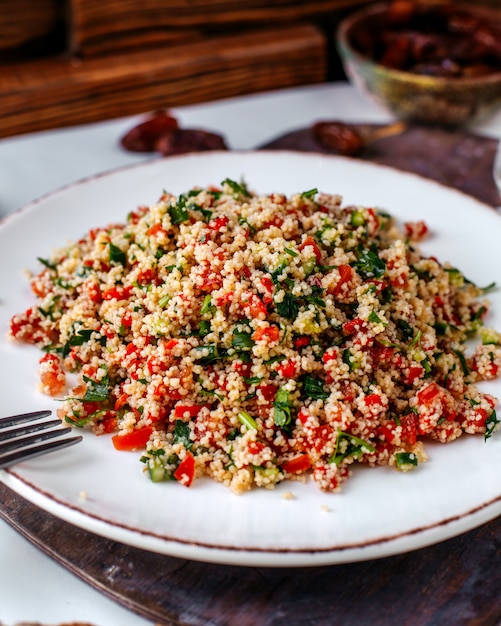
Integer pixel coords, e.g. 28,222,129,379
9,179,500,493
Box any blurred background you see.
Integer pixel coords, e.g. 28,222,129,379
1,0,500,139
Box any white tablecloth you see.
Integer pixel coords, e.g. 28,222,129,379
1,82,500,626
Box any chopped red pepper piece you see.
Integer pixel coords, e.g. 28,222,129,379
299,236,322,263
282,454,311,474
417,382,442,406
332,264,353,297
252,325,280,342
112,426,153,451
294,336,311,350
259,384,277,402
277,359,297,378
174,452,195,487
174,404,209,419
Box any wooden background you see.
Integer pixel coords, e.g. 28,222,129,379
1,0,500,138
0,0,371,138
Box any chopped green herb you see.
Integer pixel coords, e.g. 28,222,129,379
434,321,448,336
485,410,499,441
342,348,359,371
302,374,328,401
64,413,95,428
195,207,213,222
173,420,193,450
300,188,318,199
284,247,299,257
243,376,264,385
368,310,385,325
198,320,211,337
69,329,98,347
270,259,288,284
410,265,432,281
263,354,286,365
397,319,414,339
330,431,375,464
481,282,496,294
200,294,215,315
55,277,72,289
275,292,300,320
395,451,418,468
222,178,251,198
453,349,470,376
168,195,190,225
238,411,258,430
353,248,386,280
232,329,254,350
227,428,241,441
109,243,126,265
238,217,256,234
304,288,326,309
273,388,294,429
194,344,227,366
82,371,109,402
37,257,57,271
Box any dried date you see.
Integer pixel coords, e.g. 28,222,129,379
313,122,365,157
155,129,228,156
120,112,227,156
120,111,179,152
352,0,501,78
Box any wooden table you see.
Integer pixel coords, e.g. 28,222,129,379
1,480,500,625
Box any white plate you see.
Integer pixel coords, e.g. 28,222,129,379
1,151,501,567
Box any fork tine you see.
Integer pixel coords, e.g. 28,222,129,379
0,418,62,443
0,410,52,428
0,425,74,455
0,435,83,471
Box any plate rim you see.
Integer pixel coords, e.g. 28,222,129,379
2,466,501,567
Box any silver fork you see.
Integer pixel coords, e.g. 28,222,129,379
0,410,83,470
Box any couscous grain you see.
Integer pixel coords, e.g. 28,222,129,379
9,179,501,493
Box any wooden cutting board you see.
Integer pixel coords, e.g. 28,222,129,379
1,125,501,625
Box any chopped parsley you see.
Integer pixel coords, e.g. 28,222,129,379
302,374,328,401
330,431,375,464
485,410,499,441
273,388,294,430
232,329,254,350
222,178,251,198
395,451,418,468
275,292,300,321
353,247,386,280
37,257,57,271
168,195,190,225
200,294,216,315
300,188,318,199
109,243,126,265
82,369,109,402
173,420,193,450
